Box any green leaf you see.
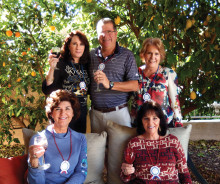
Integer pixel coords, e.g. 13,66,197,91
16,107,23,117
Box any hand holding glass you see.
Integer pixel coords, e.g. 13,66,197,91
125,149,135,164
93,70,101,92
34,134,50,170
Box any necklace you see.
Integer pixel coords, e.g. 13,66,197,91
70,61,86,91
142,65,159,102
52,128,72,174
146,136,161,180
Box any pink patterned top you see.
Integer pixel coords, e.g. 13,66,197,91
130,65,182,127
120,134,192,184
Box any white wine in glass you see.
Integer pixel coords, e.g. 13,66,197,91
34,134,50,170
93,70,101,92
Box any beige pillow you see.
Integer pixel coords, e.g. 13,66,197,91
84,132,107,184
106,120,192,184
22,128,36,154
22,128,107,184
166,125,192,160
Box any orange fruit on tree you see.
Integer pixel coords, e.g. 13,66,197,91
15,32,21,37
3,62,5,67
17,78,22,82
28,48,31,51
158,25,162,30
50,26,56,31
6,30,13,37
8,84,11,88
53,14,56,19
185,19,192,30
190,91,196,100
22,52,27,56
150,16,155,21
31,71,36,77
86,0,92,3
114,16,121,25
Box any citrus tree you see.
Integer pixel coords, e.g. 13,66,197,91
76,0,219,115
0,0,219,144
0,0,75,143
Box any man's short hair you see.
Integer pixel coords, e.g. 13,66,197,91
96,17,117,33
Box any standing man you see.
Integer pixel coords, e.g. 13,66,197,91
89,18,139,133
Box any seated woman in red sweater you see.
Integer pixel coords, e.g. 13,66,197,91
120,101,192,184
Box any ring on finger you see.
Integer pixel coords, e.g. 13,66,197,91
32,154,37,158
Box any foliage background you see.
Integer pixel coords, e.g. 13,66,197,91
0,0,219,144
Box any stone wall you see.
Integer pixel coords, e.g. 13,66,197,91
183,120,220,141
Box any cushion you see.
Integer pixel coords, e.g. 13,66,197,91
106,120,192,184
166,125,192,160
22,128,107,184
0,154,28,184
84,131,107,184
22,128,36,154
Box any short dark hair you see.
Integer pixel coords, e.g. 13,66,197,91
96,17,117,33
136,101,167,136
61,30,90,64
45,89,80,124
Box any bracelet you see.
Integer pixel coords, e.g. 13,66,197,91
46,76,54,83
47,79,53,83
28,158,39,169
28,163,39,169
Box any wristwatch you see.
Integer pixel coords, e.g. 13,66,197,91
109,81,114,90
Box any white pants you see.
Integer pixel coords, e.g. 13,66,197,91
90,106,131,133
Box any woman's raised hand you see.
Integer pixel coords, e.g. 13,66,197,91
29,145,45,159
121,163,135,175
48,52,59,70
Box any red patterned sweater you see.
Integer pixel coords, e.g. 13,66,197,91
120,134,192,184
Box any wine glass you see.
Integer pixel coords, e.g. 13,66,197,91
125,148,135,164
93,69,101,92
34,133,50,170
51,47,60,58
51,47,60,70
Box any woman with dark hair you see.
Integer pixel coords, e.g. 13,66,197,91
131,38,182,128
28,89,87,184
121,101,192,183
42,30,90,133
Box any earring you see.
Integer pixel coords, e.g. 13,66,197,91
159,126,161,132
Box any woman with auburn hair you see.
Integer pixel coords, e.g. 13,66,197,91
131,38,182,128
42,30,90,133
28,89,87,184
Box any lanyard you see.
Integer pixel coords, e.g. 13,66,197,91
96,49,115,65
70,61,85,82
52,128,72,162
142,65,159,94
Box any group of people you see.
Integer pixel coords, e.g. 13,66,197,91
28,17,192,183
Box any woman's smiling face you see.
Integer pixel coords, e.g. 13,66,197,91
51,101,74,132
144,45,161,69
142,110,160,138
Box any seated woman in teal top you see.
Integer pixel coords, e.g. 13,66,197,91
28,89,87,184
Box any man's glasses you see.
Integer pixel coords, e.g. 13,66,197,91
99,31,116,35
